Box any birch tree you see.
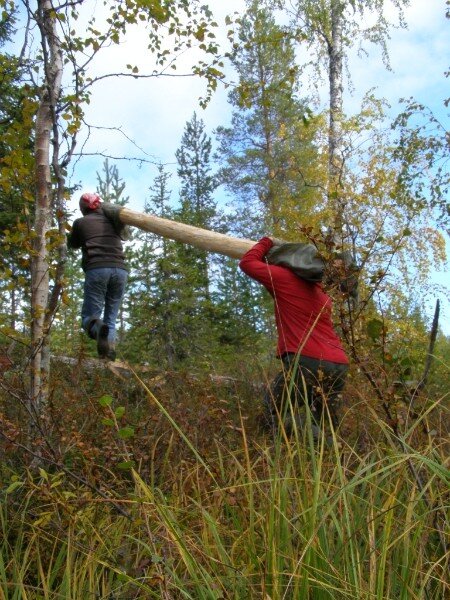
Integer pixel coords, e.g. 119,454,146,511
272,0,410,226
31,0,64,414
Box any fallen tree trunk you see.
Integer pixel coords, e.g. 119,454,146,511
119,208,256,259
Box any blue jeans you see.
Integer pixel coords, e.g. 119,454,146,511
81,268,128,342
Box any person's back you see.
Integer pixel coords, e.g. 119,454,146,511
68,206,127,272
238,236,348,364
239,236,349,435
67,194,129,360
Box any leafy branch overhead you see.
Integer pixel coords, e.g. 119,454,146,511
54,0,224,122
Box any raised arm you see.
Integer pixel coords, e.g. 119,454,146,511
239,237,277,289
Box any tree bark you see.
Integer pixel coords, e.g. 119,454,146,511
31,0,64,414
328,0,344,187
328,0,345,228
120,208,256,259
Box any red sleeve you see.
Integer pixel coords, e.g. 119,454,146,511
239,237,280,291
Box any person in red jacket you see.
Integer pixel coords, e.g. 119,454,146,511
239,236,349,436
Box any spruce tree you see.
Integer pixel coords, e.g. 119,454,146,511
128,112,234,369
125,164,178,367
0,8,33,336
175,112,217,298
96,159,130,206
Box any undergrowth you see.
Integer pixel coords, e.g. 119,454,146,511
0,361,448,599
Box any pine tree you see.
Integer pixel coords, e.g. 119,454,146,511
213,2,321,361
216,1,322,238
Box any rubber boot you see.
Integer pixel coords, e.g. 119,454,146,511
86,318,99,340
106,342,116,361
96,321,110,358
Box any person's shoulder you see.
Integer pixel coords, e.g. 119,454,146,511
71,216,83,227
283,271,323,292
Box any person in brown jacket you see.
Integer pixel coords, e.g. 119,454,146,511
67,193,130,360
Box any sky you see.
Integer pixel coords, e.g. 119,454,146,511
69,0,449,206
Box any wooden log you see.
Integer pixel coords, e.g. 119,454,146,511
120,207,256,259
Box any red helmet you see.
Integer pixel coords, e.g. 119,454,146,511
79,193,101,214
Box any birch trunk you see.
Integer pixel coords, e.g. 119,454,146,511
328,0,345,226
119,208,256,259
31,0,64,414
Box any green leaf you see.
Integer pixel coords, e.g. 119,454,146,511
367,318,384,340
149,3,168,24
98,395,113,407
101,418,115,427
5,481,24,494
114,406,125,419
50,477,64,489
118,426,134,439
194,26,206,41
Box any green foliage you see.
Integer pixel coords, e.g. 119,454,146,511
124,164,176,365
50,249,85,354
0,0,227,406
366,317,384,340
0,364,448,598
0,12,35,335
273,0,410,78
175,112,217,296
98,394,113,407
216,3,322,235
123,114,267,369
95,158,130,206
326,94,448,364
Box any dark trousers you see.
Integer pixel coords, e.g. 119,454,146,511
263,353,348,433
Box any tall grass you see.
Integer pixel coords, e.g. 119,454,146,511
1,387,448,599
